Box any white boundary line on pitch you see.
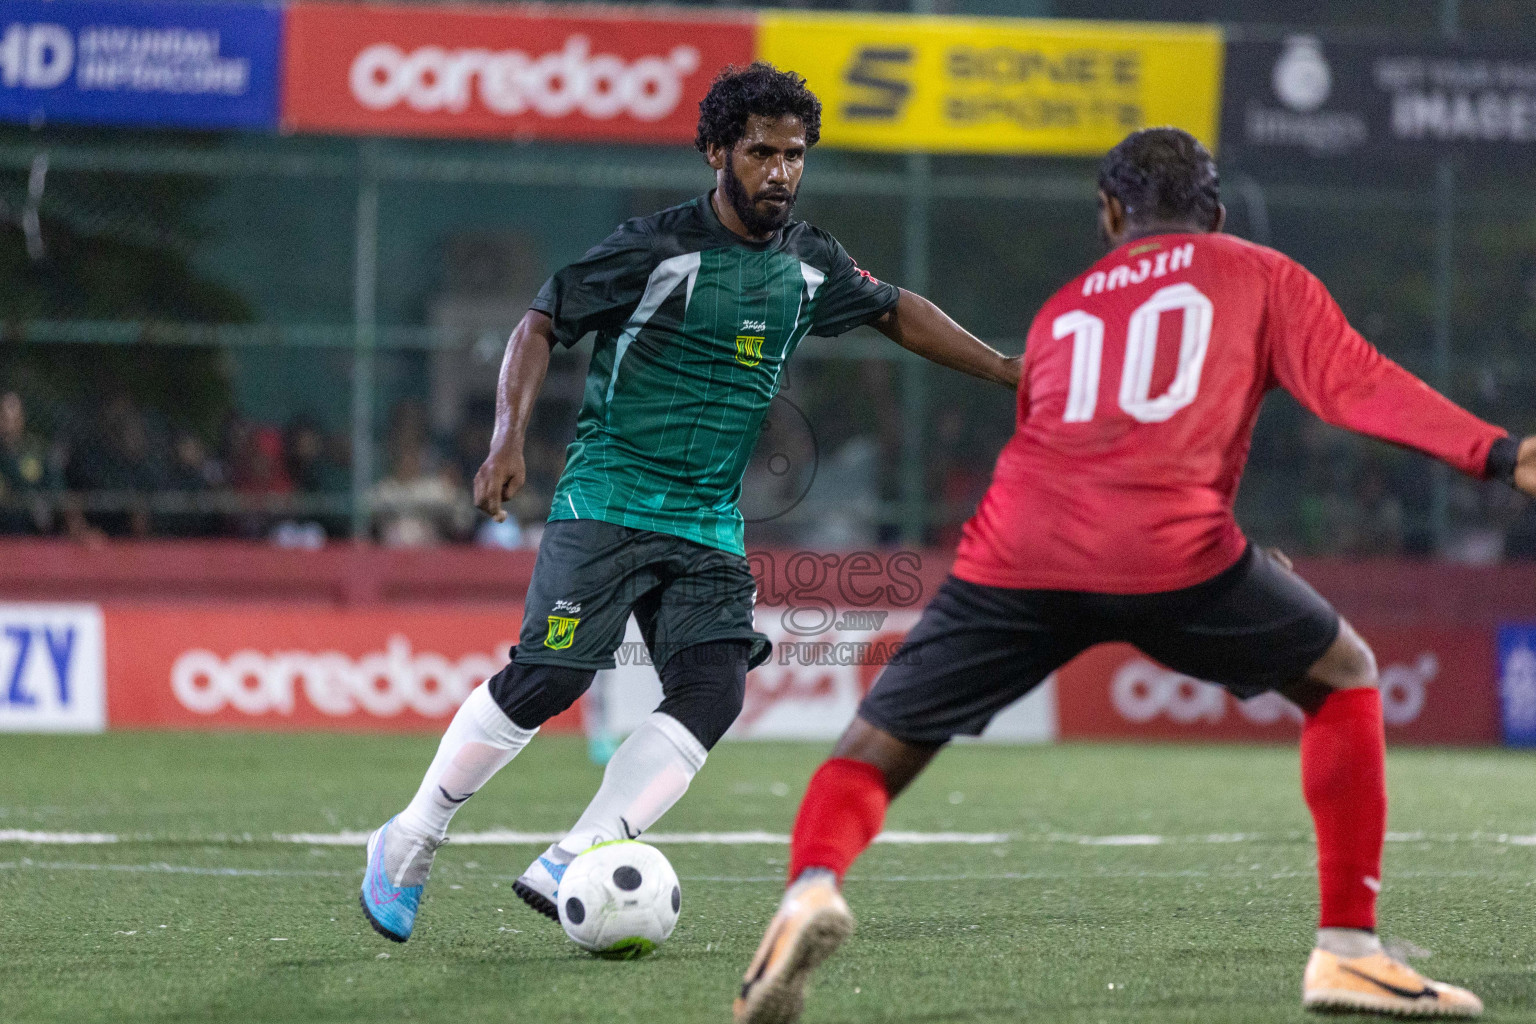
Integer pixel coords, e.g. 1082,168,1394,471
5,828,1536,847
3,860,1532,884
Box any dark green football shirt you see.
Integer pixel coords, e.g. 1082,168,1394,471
530,193,899,555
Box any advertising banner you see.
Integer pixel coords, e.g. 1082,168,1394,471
95,601,1055,741
0,603,105,733
1055,626,1501,745
1497,625,1536,747
757,13,1222,155
0,599,1485,746
0,0,282,130
281,2,753,142
1222,35,1536,160
102,605,549,732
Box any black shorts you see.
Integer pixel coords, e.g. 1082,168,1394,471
514,519,771,672
859,544,1341,745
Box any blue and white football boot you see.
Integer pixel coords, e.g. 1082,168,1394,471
359,816,445,942
512,848,570,921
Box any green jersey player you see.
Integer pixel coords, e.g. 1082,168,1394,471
359,63,1019,943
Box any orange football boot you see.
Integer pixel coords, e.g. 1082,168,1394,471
1303,948,1483,1017
733,875,855,1024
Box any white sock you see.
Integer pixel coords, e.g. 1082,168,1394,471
1317,927,1383,959
396,684,537,840
556,712,707,856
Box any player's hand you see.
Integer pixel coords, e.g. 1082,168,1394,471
473,441,526,523
1516,436,1536,498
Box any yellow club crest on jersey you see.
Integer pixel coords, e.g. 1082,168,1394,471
544,615,580,650
735,335,765,367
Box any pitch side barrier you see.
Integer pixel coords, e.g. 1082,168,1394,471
14,2,1536,163
0,540,1533,745
4,1,1225,157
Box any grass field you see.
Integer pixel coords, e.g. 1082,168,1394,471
3,734,1535,1024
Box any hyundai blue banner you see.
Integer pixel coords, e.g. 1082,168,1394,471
0,0,281,131
1498,625,1536,747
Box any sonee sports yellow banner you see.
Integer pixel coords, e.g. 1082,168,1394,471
759,14,1223,156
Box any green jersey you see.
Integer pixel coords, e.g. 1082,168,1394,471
530,193,899,555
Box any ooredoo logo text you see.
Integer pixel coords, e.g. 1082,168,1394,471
170,637,505,718
348,35,700,121
1109,654,1435,728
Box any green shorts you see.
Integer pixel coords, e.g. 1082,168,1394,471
514,519,771,672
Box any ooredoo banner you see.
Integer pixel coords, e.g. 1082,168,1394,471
280,2,754,141
10,601,1494,744
1054,626,1501,745
103,605,540,731
0,0,282,130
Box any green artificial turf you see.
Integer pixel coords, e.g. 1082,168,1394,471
2,733,1534,1023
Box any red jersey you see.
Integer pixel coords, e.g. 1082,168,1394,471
953,232,1506,594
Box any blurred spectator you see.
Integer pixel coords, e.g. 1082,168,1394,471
1443,480,1516,566
62,395,171,540
1508,499,1536,561
1343,462,1405,557
807,435,882,549
929,407,993,549
475,515,524,549
228,423,294,538
0,391,56,535
451,404,495,486
387,399,431,470
371,438,473,547
162,431,225,537
285,413,349,540
285,415,347,494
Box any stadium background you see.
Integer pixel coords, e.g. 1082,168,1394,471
2,0,1536,749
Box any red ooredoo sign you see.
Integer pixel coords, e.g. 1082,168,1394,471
281,3,755,141
101,604,586,732
1053,625,1501,745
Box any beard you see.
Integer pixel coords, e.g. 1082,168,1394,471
723,153,797,236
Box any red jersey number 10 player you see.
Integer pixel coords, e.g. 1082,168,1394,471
735,128,1536,1024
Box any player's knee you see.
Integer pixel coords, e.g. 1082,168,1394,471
654,640,749,751
1312,622,1379,691
487,654,596,730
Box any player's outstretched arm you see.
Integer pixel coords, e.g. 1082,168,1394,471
1267,259,1530,489
871,288,1021,389
473,310,557,523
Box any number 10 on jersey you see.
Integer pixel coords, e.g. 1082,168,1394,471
1056,283,1215,425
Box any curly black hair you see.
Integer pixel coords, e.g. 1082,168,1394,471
695,62,822,154
1098,127,1220,227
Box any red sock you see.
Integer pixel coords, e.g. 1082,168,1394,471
788,758,890,883
1301,688,1386,931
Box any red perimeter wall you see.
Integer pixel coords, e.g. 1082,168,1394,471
2,540,1535,623
2,541,1531,743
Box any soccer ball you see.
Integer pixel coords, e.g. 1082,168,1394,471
558,840,680,959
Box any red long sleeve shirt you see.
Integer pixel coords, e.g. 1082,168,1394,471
953,232,1506,594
